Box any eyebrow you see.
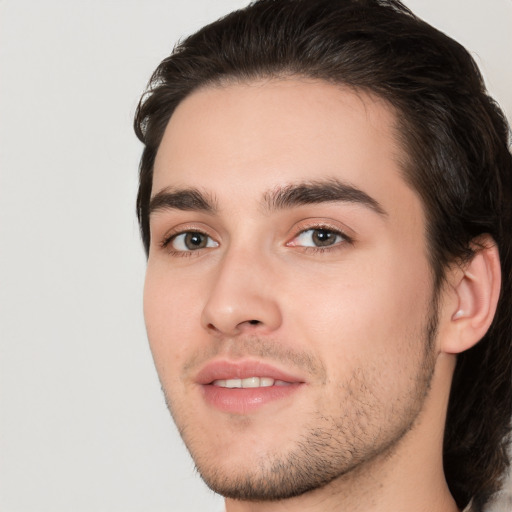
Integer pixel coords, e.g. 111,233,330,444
149,187,217,216
148,178,387,218
263,178,387,216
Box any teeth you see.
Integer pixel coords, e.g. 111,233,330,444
212,377,279,388
242,377,262,388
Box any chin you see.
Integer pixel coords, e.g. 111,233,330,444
188,416,414,502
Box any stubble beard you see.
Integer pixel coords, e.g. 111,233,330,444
162,308,439,502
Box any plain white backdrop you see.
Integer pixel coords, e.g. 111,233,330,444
0,1,510,511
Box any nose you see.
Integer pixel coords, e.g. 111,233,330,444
201,247,282,337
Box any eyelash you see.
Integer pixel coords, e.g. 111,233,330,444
159,225,352,257
160,229,216,258
287,225,352,254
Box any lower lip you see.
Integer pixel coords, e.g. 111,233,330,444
201,383,302,414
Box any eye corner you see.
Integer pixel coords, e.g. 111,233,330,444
163,230,219,257
286,224,353,252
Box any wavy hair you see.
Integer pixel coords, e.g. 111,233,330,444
134,1,512,508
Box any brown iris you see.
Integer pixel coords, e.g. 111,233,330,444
311,229,338,247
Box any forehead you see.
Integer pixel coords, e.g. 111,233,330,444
152,78,416,218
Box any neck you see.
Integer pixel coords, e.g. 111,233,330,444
225,354,460,512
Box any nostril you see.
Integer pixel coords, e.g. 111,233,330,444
248,320,261,325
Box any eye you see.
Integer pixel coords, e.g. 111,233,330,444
169,231,219,252
289,228,346,248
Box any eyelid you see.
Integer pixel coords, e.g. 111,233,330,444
159,222,220,250
171,232,219,252
286,219,354,246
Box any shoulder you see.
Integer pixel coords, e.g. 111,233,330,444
465,491,512,512
483,490,512,512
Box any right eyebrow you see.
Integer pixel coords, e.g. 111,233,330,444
148,187,217,216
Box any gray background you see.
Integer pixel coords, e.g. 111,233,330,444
1,1,511,511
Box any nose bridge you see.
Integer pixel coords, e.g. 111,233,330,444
201,242,282,336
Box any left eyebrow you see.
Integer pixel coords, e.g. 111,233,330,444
262,178,387,216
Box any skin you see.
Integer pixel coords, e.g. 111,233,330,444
144,79,464,512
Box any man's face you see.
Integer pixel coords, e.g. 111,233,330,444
144,79,440,500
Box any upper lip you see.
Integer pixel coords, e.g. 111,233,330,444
195,359,306,385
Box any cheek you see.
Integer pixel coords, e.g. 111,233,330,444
143,264,202,376
288,252,433,378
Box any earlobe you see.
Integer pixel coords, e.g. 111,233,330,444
441,237,501,354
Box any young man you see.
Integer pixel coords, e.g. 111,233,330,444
134,1,512,511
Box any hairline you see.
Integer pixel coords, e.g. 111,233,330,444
149,73,443,283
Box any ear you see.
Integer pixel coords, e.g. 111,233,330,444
440,236,501,355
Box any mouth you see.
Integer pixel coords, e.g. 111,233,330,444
212,377,293,388
195,360,305,414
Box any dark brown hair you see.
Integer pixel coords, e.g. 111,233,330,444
134,0,512,507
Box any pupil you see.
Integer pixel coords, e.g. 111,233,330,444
313,229,335,246
185,232,206,249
